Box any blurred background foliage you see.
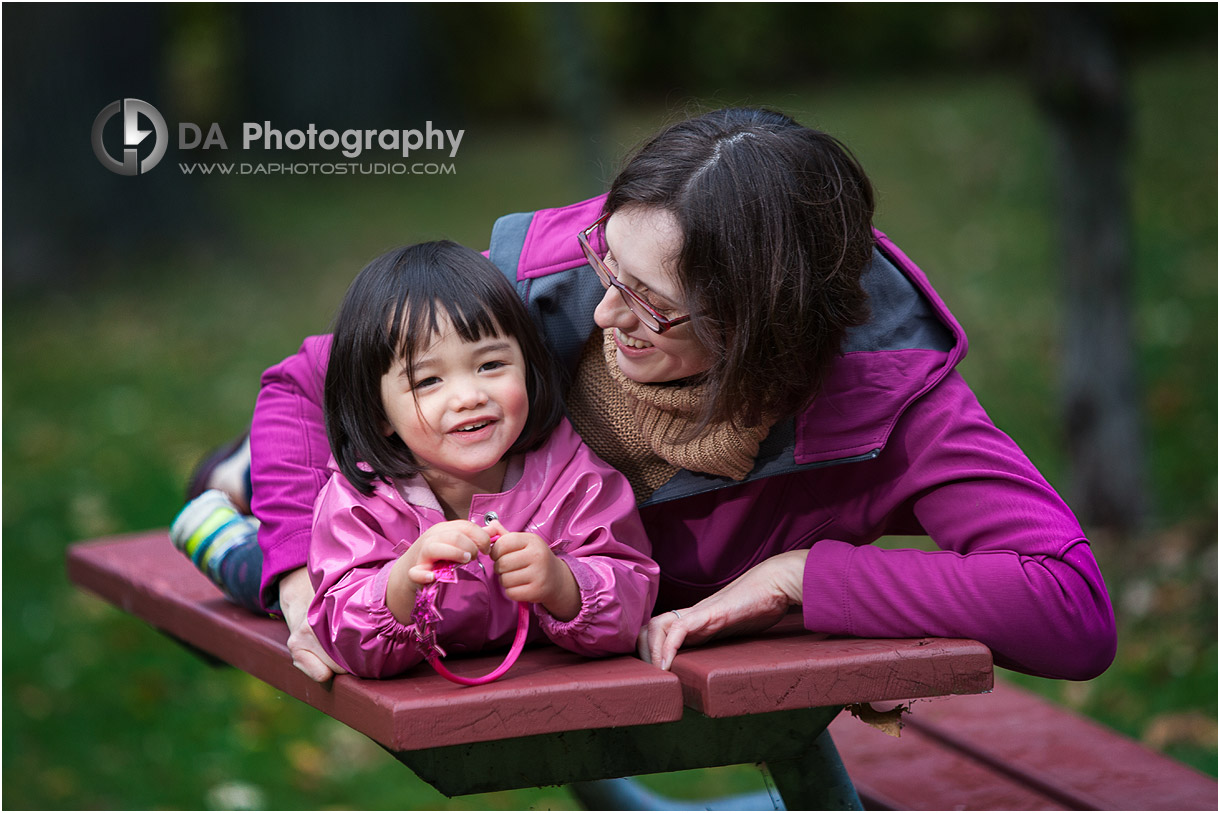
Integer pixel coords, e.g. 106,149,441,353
3,3,1216,809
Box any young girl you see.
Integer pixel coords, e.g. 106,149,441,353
302,241,658,679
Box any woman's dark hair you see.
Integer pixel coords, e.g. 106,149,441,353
606,107,874,433
324,241,564,496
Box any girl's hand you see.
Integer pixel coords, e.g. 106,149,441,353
386,520,494,622
404,520,495,584
490,530,580,621
637,549,809,671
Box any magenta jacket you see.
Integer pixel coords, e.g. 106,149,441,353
252,194,1117,681
307,406,659,678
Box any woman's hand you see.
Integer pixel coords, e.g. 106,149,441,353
638,548,809,671
278,566,347,682
491,529,580,621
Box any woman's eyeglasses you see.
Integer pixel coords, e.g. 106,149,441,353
577,213,692,335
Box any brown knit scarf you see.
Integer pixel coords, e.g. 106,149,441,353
566,331,773,502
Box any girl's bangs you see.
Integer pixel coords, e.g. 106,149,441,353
390,293,505,370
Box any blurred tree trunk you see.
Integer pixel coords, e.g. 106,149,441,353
540,3,613,193
1031,4,1148,536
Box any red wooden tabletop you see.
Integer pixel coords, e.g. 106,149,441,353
67,530,994,752
65,531,684,750
670,616,993,717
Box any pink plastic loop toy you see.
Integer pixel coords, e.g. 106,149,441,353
408,534,530,686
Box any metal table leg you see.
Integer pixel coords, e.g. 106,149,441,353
763,729,863,810
570,777,784,811
567,724,863,811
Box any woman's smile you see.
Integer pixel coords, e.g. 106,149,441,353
614,328,655,352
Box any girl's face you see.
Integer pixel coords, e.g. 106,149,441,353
593,206,713,384
381,312,529,492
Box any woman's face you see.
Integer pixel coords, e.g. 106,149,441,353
593,206,713,384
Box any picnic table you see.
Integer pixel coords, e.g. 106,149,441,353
66,530,995,809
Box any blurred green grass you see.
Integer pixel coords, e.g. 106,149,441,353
4,51,1215,808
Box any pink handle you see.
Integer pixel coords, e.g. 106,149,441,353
426,601,530,686
422,532,530,686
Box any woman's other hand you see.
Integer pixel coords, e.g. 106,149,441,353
637,549,808,671
279,567,347,682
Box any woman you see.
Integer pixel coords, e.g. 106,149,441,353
180,107,1116,683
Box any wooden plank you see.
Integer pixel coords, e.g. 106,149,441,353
669,615,994,717
829,713,1068,810
66,531,685,751
905,680,1219,811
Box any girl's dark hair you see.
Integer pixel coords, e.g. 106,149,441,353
606,107,874,433
324,241,564,496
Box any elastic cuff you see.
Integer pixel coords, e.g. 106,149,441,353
535,554,599,636
369,562,424,644
801,539,857,636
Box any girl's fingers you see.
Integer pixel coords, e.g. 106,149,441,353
450,521,494,553
488,531,534,561
492,539,555,580
491,545,519,571
407,564,437,584
408,540,476,585
495,562,542,590
483,518,510,543
430,519,494,553
416,540,476,568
